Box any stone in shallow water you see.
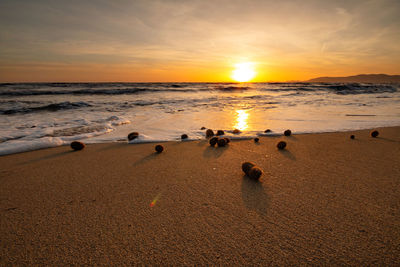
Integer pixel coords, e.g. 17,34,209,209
284,129,292,136
181,134,188,140
206,129,214,138
216,130,225,136
128,132,139,141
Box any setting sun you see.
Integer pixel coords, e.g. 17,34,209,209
232,62,256,82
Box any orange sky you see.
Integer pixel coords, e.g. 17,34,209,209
1,0,399,82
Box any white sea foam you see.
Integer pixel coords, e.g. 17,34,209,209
0,82,399,155
0,137,65,156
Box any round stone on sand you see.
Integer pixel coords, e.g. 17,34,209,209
181,134,188,140
249,166,263,180
254,137,259,142
209,137,219,146
71,141,85,151
233,129,241,134
128,132,139,141
371,130,379,138
155,145,164,153
242,162,255,175
216,130,225,136
277,141,287,149
264,129,271,133
201,127,206,130
217,138,227,147
350,135,355,139
206,129,214,138
284,129,292,136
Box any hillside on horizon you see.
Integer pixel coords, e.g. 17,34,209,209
306,74,400,83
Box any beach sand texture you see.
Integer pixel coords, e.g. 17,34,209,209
1,127,400,265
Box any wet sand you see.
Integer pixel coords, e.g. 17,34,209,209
1,127,400,265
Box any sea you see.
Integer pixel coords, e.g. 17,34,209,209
1,82,399,155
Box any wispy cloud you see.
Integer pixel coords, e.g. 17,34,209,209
1,0,399,81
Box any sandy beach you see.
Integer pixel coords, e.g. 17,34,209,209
1,127,399,265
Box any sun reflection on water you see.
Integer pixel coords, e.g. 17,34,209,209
234,110,249,131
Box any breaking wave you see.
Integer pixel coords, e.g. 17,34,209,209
0,101,91,115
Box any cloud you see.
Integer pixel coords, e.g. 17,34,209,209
0,0,399,81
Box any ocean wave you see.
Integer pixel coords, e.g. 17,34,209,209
0,87,199,96
326,84,397,94
1,82,398,96
0,101,91,115
215,86,250,91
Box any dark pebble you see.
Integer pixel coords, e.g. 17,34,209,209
264,129,271,133
277,141,287,149
181,134,188,140
254,137,259,142
206,129,214,138
201,127,206,130
249,166,263,180
216,130,225,136
217,138,227,147
155,145,164,153
224,137,230,144
232,129,241,134
350,135,355,139
242,162,255,175
128,132,139,141
371,130,379,138
71,141,85,151
209,137,219,146
284,129,292,136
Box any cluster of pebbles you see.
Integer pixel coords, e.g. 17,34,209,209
69,128,382,181
205,129,231,147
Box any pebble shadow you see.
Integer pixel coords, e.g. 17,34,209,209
279,149,296,160
19,150,74,165
203,146,228,158
132,152,161,166
241,175,269,216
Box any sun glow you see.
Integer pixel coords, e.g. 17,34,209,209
232,62,256,82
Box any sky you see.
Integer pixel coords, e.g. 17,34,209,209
0,0,399,82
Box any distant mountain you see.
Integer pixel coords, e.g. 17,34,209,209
306,74,400,83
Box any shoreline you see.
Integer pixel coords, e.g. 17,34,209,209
2,125,400,157
1,126,399,265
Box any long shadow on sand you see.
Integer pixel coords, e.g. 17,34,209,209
377,137,400,143
241,175,269,216
97,142,128,151
132,152,161,167
197,140,208,146
284,135,298,140
203,146,228,158
279,149,296,160
19,150,74,165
